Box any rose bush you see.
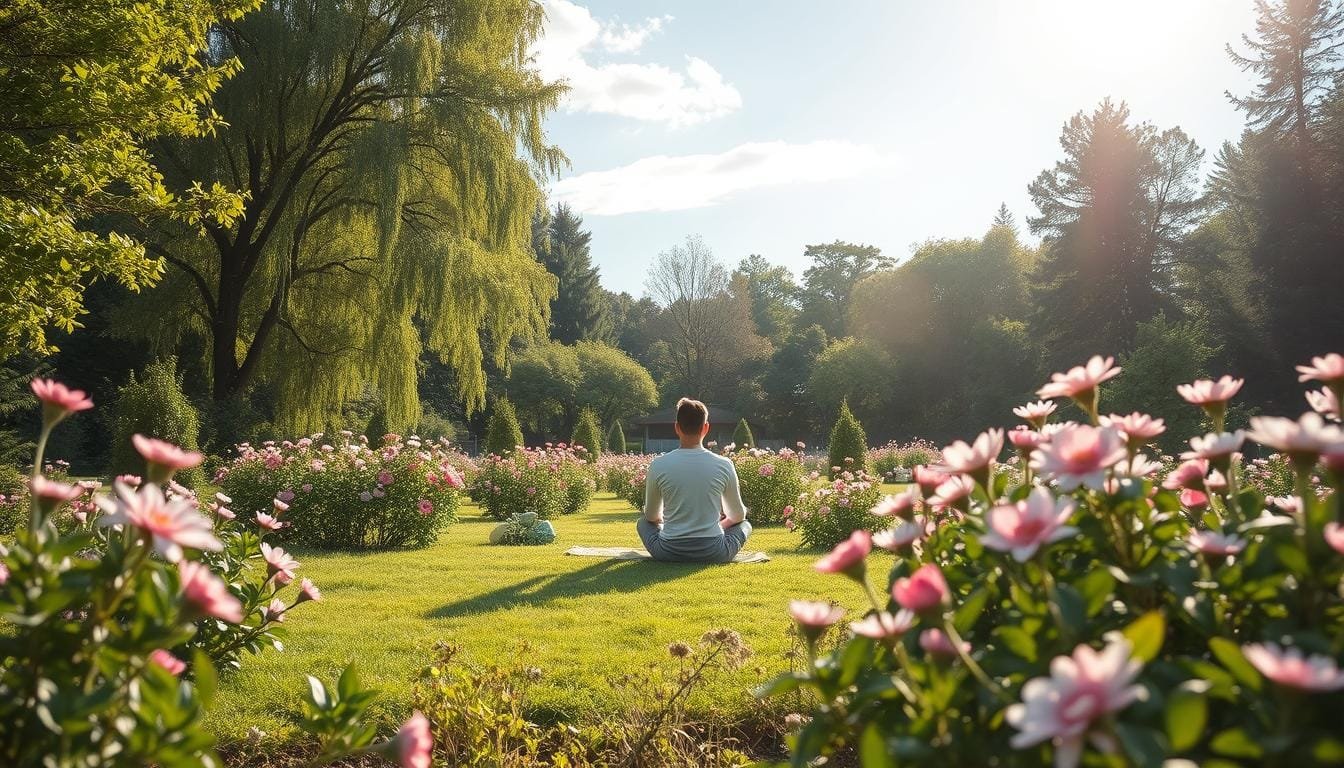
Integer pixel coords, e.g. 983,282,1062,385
475,444,596,521
788,469,886,550
868,438,939,483
763,353,1344,768
216,433,463,550
0,380,425,766
730,447,810,525
595,451,650,500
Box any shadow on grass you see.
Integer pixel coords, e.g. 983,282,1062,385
426,558,710,618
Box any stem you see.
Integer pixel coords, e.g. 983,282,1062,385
28,422,53,534
1039,562,1073,644
861,577,884,614
942,617,1010,703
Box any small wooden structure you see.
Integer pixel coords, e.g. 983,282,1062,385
633,404,744,454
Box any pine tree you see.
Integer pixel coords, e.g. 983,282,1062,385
539,204,610,344
732,418,755,449
570,408,602,463
993,203,1018,235
485,398,524,457
827,400,869,479
607,421,627,454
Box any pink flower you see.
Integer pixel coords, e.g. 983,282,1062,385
789,599,845,629
1243,643,1344,692
30,476,83,506
1006,636,1144,768
758,463,775,477
1162,459,1209,491
260,542,299,581
1099,412,1166,448
1008,427,1047,452
1030,425,1127,491
781,505,793,519
913,465,950,495
149,649,186,676
927,475,975,511
1114,453,1162,478
117,474,143,487
1181,431,1245,464
1013,400,1058,428
814,530,871,580
377,470,394,486
178,560,244,622
440,467,465,490
980,488,1077,562
850,610,916,640
96,482,221,562
1187,529,1245,556
919,628,969,659
391,711,433,768
272,498,290,515
1177,376,1244,406
1324,523,1344,556
255,512,283,531
870,490,918,519
418,499,433,516
214,505,236,521
1306,390,1338,419
132,435,204,482
940,429,1004,481
30,378,93,424
297,577,322,604
891,563,949,613
1179,488,1209,511
1036,355,1122,406
873,520,927,551
301,483,314,493
1247,414,1344,468
1297,353,1344,386
263,598,286,623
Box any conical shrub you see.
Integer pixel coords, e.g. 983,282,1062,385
110,357,205,487
571,408,602,463
485,397,524,456
607,421,627,454
732,418,755,450
827,399,868,479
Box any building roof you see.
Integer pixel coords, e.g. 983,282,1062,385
633,404,744,426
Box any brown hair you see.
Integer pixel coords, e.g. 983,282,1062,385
675,397,709,433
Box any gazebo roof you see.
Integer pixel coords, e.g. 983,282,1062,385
633,404,743,426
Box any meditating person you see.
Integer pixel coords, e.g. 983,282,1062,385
637,398,752,564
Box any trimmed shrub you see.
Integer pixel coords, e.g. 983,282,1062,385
571,408,602,463
475,445,595,521
731,418,755,449
607,421,627,454
730,447,807,525
788,469,885,550
484,397,524,457
827,399,868,479
217,433,463,549
110,357,204,487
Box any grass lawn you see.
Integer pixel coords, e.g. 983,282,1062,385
208,492,881,745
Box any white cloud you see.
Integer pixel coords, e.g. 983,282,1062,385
551,141,896,215
533,0,741,127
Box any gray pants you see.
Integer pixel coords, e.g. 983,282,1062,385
636,518,752,564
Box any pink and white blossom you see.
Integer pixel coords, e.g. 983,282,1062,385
96,481,221,562
1307,388,1340,420
255,512,283,531
1187,529,1245,556
870,490,918,519
1181,431,1245,463
297,577,322,604
149,649,186,676
1030,425,1127,491
1247,413,1344,466
940,429,1004,478
980,488,1077,562
873,520,928,551
927,475,975,510
1100,412,1166,448
1006,636,1145,768
1296,353,1344,387
850,610,916,640
1243,643,1344,692
132,435,204,479
260,542,300,581
1163,459,1209,491
891,563,949,613
814,530,871,579
30,378,94,424
1324,522,1344,556
1037,356,1122,403
391,711,433,768
919,628,970,659
178,561,244,623
1013,400,1058,428
1177,376,1244,406
789,600,845,638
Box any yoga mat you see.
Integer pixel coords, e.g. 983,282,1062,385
563,546,770,564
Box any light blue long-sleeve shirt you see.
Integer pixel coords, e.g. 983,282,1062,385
642,447,748,539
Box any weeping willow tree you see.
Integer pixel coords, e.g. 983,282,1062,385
135,0,563,434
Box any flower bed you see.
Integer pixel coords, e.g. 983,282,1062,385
730,447,810,525
868,438,938,483
767,353,1344,768
595,452,650,501
787,469,886,549
474,444,596,521
216,433,464,550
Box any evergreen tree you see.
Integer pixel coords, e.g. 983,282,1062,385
993,203,1018,234
484,398,524,457
570,409,602,463
735,254,799,343
538,204,610,344
607,421,627,454
732,418,756,449
110,358,204,487
827,400,869,479
1028,100,1204,367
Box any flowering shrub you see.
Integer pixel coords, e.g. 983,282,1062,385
596,451,651,500
216,433,463,550
763,353,1344,768
788,469,885,549
868,438,939,483
730,447,809,525
475,444,596,521
0,380,424,766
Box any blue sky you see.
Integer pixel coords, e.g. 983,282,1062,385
535,1,1260,296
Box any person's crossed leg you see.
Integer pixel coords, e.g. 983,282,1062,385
637,516,753,564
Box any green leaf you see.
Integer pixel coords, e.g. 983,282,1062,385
1054,582,1086,630
1209,637,1262,692
756,673,807,698
1075,567,1116,615
337,664,360,701
994,626,1037,662
1211,728,1263,758
1165,682,1208,752
1122,611,1165,663
1116,722,1168,767
306,675,329,710
1312,737,1344,763
192,650,217,707
952,586,989,634
859,722,894,768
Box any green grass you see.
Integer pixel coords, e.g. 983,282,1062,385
208,493,876,744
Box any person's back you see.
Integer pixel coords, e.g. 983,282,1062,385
636,398,751,564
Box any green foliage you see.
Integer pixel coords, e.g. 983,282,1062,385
732,418,756,450
1106,314,1220,449
218,434,462,550
808,339,896,429
788,471,885,550
731,449,807,526
140,0,565,433
736,254,799,342
607,421,628,454
826,400,869,479
0,0,253,356
538,204,610,344
110,358,204,487
508,341,657,438
492,512,557,546
575,342,659,427
571,409,603,463
486,398,525,457
796,241,894,338
0,464,25,535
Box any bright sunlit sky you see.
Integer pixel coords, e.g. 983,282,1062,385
534,0,1260,295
